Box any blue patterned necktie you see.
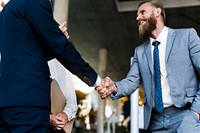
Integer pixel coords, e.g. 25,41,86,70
153,40,164,113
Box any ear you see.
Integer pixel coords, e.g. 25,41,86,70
154,8,162,18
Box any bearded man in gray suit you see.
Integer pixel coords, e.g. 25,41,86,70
96,0,200,132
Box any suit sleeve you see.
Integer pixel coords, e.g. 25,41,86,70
188,28,200,114
24,0,97,86
110,48,141,100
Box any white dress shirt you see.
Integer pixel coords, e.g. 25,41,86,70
150,26,173,108
48,59,78,121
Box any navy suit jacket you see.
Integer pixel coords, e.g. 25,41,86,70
0,0,97,108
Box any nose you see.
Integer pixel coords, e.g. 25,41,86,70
136,14,141,21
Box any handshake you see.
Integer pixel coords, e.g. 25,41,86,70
95,77,118,99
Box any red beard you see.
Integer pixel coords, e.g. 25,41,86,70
138,14,157,38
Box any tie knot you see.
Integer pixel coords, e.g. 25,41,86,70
152,40,160,47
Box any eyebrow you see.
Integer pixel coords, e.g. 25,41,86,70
137,9,145,15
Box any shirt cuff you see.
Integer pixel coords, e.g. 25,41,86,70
93,75,101,87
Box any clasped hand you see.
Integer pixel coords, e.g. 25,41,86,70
95,77,117,99
50,112,68,130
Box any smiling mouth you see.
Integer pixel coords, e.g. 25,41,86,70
138,20,146,26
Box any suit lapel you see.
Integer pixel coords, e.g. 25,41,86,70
144,40,153,74
144,28,175,74
166,28,175,62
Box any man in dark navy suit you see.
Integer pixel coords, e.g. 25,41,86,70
0,0,102,132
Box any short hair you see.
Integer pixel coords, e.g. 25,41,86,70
138,0,166,22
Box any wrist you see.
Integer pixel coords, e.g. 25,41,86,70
113,83,118,93
193,111,200,120
112,85,117,96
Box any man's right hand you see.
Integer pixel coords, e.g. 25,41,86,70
96,77,117,99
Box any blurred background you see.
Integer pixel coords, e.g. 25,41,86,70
2,0,200,133
64,0,200,132
51,0,200,133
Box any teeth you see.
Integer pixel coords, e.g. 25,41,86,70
139,21,145,25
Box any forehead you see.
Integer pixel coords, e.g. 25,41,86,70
137,2,155,14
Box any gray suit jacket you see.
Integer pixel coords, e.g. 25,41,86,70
111,28,200,129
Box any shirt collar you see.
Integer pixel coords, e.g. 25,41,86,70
150,26,168,44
